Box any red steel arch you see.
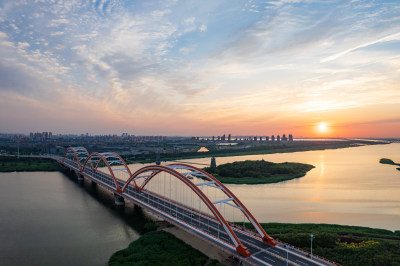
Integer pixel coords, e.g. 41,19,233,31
62,147,90,171
98,152,133,176
122,165,251,257
168,163,276,246
81,152,127,193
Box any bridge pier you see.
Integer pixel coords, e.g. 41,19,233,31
75,172,84,181
114,193,125,206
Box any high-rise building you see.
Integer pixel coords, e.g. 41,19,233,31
271,135,275,142
289,134,293,142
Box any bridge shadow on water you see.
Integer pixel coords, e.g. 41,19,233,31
60,168,155,235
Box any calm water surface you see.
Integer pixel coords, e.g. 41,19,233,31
1,143,398,265
0,172,143,265
129,143,400,231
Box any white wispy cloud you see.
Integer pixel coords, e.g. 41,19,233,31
321,32,400,62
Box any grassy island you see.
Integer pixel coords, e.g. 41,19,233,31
0,156,61,172
109,230,222,266
203,160,314,184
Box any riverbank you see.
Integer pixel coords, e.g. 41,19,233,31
0,156,61,172
203,160,315,184
130,139,387,163
257,223,400,265
109,222,400,266
108,229,223,266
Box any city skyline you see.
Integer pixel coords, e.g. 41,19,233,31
0,0,399,137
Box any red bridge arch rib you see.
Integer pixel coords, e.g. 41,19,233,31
168,163,276,247
122,163,276,256
62,146,90,171
81,152,134,193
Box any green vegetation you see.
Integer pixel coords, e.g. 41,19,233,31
246,223,400,265
203,160,314,184
380,158,400,166
108,230,222,266
0,156,62,172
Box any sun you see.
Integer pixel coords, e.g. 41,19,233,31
317,122,329,133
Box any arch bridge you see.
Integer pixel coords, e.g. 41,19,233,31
58,147,333,266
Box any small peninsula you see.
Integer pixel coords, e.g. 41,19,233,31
379,158,400,171
203,160,314,184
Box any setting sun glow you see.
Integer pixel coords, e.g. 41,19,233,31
317,122,329,133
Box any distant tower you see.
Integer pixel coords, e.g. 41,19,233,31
156,153,161,165
210,157,216,168
282,134,287,142
271,135,275,142
289,134,293,142
212,136,215,141
228,134,231,142
265,136,269,142
277,135,281,142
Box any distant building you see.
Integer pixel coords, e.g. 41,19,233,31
271,135,275,142
289,134,293,142
277,135,281,142
228,134,231,142
265,136,269,142
281,134,287,142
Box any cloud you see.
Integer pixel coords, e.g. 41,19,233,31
321,32,400,62
0,0,399,136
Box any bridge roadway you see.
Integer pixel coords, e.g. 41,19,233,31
59,157,332,266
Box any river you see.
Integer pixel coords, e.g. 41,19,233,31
1,143,399,265
128,143,400,231
0,171,147,265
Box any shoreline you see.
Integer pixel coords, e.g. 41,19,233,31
141,140,388,163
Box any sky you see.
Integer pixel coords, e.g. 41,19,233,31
0,0,399,137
